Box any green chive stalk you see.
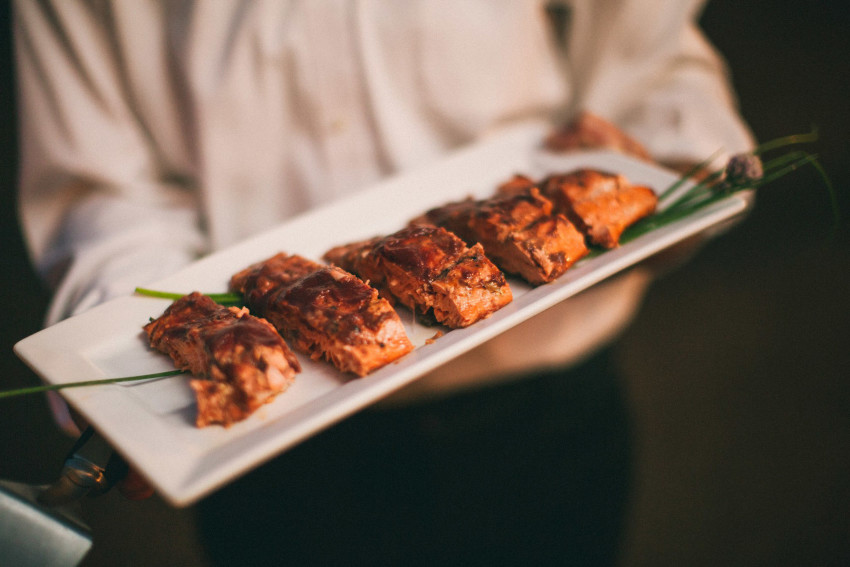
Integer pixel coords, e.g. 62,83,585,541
622,128,837,245
134,287,243,305
0,370,185,400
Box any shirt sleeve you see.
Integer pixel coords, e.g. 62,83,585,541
14,0,208,326
563,0,755,164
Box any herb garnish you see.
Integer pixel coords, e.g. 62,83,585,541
620,129,837,244
0,370,185,399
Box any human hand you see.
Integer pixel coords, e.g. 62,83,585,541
543,111,652,161
109,454,155,501
64,408,155,501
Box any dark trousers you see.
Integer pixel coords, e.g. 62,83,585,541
197,347,633,566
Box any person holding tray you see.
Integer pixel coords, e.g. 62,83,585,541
13,0,754,564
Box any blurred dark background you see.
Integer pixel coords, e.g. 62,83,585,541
1,2,847,566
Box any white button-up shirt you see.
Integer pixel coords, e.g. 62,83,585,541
15,0,753,419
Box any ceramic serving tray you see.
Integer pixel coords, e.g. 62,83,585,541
15,123,748,506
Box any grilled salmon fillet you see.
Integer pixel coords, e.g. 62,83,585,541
536,169,657,248
230,253,320,313
324,225,512,328
143,292,301,428
495,173,537,196
231,253,414,376
414,188,589,285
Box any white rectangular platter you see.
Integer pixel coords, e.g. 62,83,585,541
15,123,748,506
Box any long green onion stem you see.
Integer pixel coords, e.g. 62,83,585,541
656,149,724,202
0,370,185,400
753,129,819,155
622,128,837,244
134,287,243,305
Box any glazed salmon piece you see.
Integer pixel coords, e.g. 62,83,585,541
231,254,414,376
416,188,588,285
539,169,657,248
144,292,301,427
325,225,512,328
